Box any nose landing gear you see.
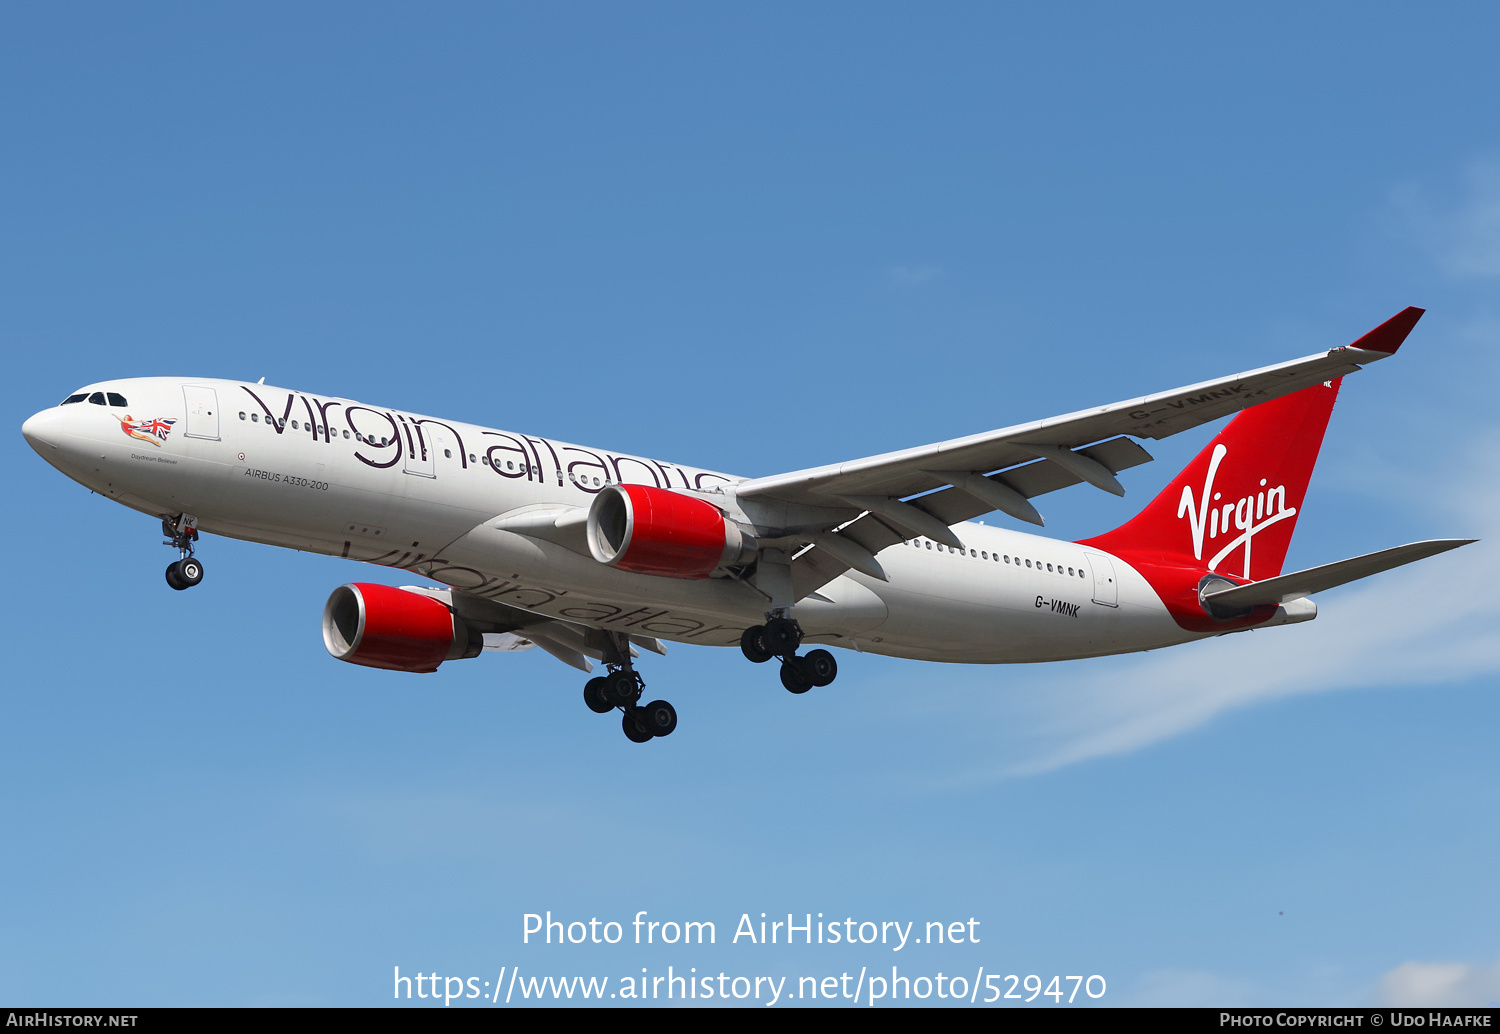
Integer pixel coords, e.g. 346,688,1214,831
162,514,204,591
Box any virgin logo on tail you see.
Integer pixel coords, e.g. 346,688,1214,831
1177,444,1297,580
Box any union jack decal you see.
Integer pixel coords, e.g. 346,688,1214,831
119,414,176,447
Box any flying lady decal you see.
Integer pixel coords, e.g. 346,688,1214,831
119,414,177,447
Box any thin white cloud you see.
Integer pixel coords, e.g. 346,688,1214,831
919,431,1498,783
895,177,1500,783
1380,956,1500,1007
1126,968,1258,1007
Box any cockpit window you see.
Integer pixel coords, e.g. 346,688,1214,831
87,392,106,405
61,393,88,405
107,392,127,406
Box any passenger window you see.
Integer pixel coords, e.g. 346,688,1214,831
107,392,127,406
444,449,452,458
239,412,246,420
982,551,988,560
344,430,350,439
62,393,88,405
251,413,259,422
925,541,932,550
1047,564,1053,572
88,392,106,405
1026,559,1032,568
970,549,977,557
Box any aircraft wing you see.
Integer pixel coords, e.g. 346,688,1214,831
727,308,1426,598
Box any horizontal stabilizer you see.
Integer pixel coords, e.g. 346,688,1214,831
1200,538,1476,608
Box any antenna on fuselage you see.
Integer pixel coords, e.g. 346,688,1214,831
257,377,265,384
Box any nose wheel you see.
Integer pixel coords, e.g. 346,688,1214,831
161,514,204,591
743,617,838,693
165,557,204,591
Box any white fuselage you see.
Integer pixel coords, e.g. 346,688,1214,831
23,377,1229,664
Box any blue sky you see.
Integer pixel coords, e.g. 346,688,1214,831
3,2,1497,1007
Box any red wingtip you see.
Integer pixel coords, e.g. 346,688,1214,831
1347,306,1425,355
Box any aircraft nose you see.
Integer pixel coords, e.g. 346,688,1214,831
21,408,64,453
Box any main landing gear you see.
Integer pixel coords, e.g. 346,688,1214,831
582,631,677,744
739,615,838,694
162,514,204,591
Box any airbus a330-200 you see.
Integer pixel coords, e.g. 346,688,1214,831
21,307,1473,743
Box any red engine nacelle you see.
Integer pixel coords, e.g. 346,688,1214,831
586,484,754,579
322,582,483,673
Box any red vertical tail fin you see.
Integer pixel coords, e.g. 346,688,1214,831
1079,378,1343,627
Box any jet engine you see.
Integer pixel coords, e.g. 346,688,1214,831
322,582,483,673
587,484,755,578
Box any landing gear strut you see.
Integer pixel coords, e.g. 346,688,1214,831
742,614,838,693
162,514,204,591
582,630,676,744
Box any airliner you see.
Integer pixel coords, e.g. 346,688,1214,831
20,307,1473,743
